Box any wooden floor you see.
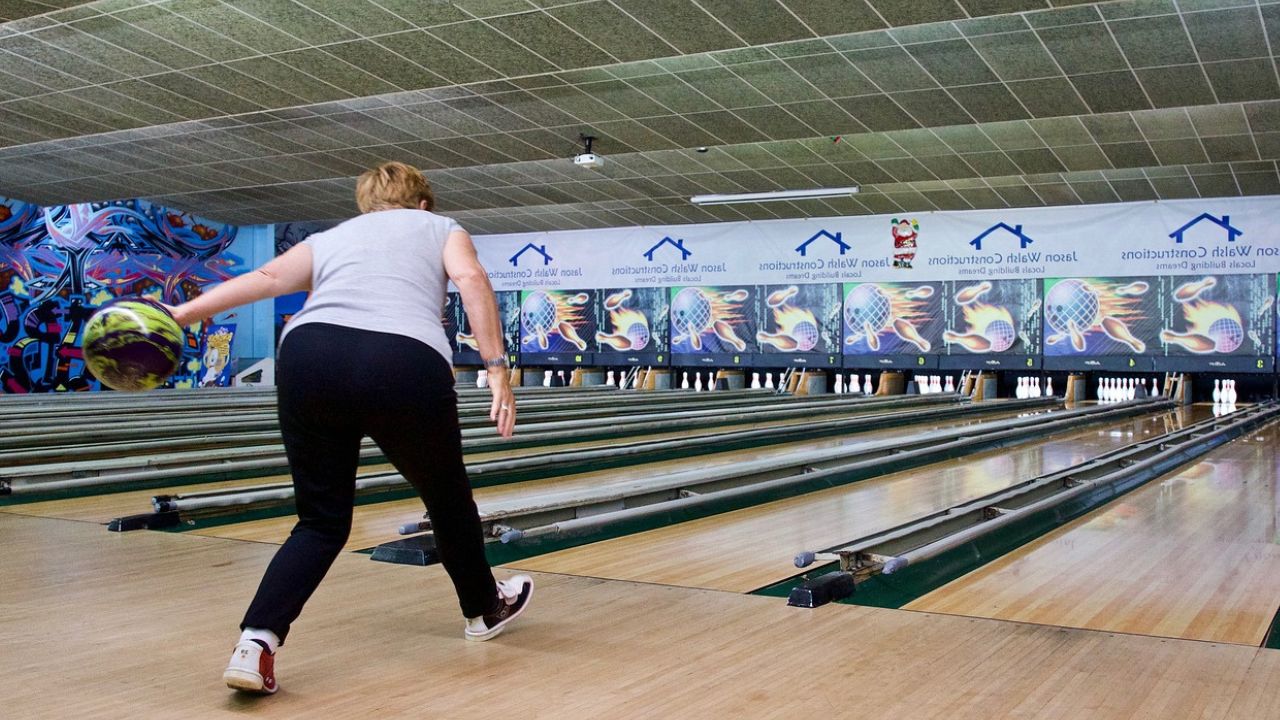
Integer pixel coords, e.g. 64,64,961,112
191,406,1034,550
909,414,1280,646
5,511,1280,719
512,407,1210,592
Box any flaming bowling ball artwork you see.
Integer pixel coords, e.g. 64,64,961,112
842,281,943,355
1043,277,1159,356
757,284,840,355
519,289,597,354
595,287,668,356
82,298,184,391
943,279,1042,355
670,286,756,355
1161,274,1273,357
450,291,520,357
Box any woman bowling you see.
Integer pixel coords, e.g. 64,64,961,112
168,161,531,695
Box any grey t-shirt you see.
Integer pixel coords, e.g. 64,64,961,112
281,208,460,363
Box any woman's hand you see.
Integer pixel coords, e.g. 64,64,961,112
161,303,192,326
487,369,516,439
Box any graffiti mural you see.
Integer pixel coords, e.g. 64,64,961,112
0,196,241,393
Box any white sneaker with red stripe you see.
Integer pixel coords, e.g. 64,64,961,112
223,640,278,694
465,575,533,642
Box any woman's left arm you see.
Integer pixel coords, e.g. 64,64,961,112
170,244,313,326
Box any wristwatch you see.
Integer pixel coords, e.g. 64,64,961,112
483,357,507,369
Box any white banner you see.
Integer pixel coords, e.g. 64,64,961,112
470,196,1280,291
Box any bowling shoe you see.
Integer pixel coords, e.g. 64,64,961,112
223,639,278,694
465,574,534,642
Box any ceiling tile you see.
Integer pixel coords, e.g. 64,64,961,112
696,0,811,45
611,0,743,54
844,46,939,92
377,31,503,84
890,89,974,127
427,20,557,76
949,83,1031,123
1037,23,1127,75
1136,65,1215,108
1070,71,1149,113
1202,60,1280,104
296,0,413,34
1107,14,1197,68
486,11,616,69
1131,108,1196,140
547,2,677,62
864,0,964,25
1182,6,1269,62
906,40,999,86
836,95,918,131
782,0,886,35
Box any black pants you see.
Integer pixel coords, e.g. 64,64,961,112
242,323,496,643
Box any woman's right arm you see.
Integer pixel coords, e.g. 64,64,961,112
170,243,313,326
443,228,515,438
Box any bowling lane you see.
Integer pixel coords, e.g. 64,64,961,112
190,405,1045,549
511,407,1211,593
907,413,1280,646
8,399,1003,525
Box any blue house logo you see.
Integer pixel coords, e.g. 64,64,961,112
970,222,1032,251
1169,213,1242,243
795,229,849,257
644,236,691,261
509,243,553,267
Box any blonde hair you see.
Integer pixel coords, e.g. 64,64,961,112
355,161,435,213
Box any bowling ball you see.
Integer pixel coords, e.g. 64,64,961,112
1207,316,1243,352
624,320,650,351
82,298,184,392
983,318,1015,352
1045,278,1099,335
521,290,557,336
792,319,819,351
843,284,891,335
671,287,712,335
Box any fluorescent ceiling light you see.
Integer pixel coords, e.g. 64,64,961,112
689,186,860,206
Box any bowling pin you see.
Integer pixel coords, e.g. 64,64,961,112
765,373,775,390
1128,378,1136,401
1097,377,1105,402
834,374,844,395
1015,377,1025,399
1212,379,1221,404
751,372,761,389
694,372,703,392
543,370,552,387
1150,377,1159,397
682,371,691,390
1034,377,1042,398
477,369,488,389
1227,379,1237,404
606,370,615,386
1045,377,1053,397
851,374,862,394
944,376,955,394
557,370,567,387
864,374,872,395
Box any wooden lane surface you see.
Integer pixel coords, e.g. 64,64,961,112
512,407,1211,593
189,407,1037,550
3,410,846,524
907,413,1280,646
4,511,1279,719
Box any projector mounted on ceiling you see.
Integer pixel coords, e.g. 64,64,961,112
574,134,604,169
